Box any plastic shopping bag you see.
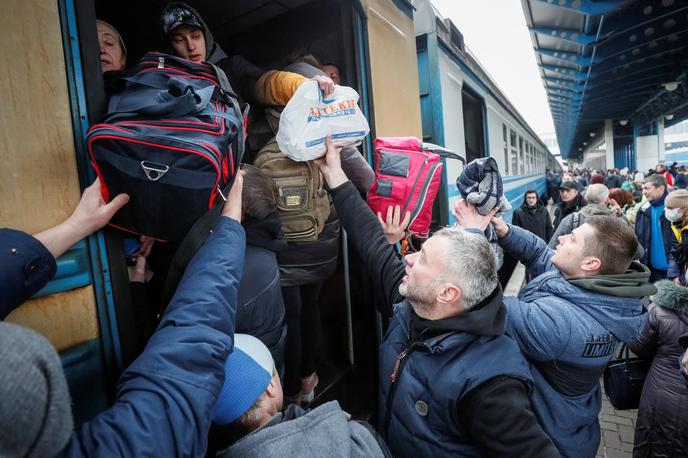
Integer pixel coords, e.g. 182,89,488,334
276,81,370,161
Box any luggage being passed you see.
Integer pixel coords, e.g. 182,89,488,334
87,52,245,241
367,137,464,239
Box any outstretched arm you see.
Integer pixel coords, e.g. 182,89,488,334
1,179,128,318
316,137,404,316
63,173,247,457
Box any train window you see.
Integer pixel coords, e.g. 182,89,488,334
502,124,509,175
518,136,525,175
510,129,518,174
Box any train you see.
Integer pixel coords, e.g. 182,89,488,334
1,0,559,421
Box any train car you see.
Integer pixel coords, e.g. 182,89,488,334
414,0,559,227
2,0,422,422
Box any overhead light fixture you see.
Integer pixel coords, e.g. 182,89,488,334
619,120,628,126
583,142,588,146
664,81,679,92
579,147,583,151
665,114,674,121
589,132,596,137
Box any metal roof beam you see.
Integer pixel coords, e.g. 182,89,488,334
531,26,597,46
539,64,587,81
543,77,585,91
536,47,592,67
533,0,623,15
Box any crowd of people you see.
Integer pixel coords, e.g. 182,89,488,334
2,2,688,457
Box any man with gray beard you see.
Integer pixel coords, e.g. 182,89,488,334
315,137,559,458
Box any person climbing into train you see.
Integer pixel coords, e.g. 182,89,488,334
454,201,654,458
206,334,392,458
160,2,335,108
314,137,560,457
0,174,248,457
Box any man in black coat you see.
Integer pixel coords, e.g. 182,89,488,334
552,181,586,230
512,190,553,243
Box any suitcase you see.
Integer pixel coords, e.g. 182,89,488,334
367,137,463,239
87,52,246,242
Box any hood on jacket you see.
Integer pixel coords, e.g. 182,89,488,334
568,261,656,298
558,261,654,342
579,203,611,218
243,211,287,253
411,286,506,339
650,280,688,313
160,2,226,64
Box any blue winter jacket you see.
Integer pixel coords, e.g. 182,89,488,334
1,219,246,456
500,225,650,458
60,217,245,457
0,228,57,319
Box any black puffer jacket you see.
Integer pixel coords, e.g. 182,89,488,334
629,280,688,458
237,213,288,369
552,193,586,229
511,201,553,242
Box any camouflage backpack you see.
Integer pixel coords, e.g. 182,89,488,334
253,137,331,241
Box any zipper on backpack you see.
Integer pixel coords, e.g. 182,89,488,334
400,157,428,216
407,162,441,229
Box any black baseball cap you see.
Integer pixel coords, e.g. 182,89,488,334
161,3,204,37
559,181,580,191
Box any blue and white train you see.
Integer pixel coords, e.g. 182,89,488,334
414,0,560,226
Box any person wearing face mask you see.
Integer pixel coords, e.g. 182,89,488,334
665,189,688,285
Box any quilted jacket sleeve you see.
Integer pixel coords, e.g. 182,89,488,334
500,224,555,278
0,228,57,319
61,217,246,458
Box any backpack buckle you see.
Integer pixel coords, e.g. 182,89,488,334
140,161,169,181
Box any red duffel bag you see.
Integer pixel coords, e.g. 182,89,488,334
367,137,464,239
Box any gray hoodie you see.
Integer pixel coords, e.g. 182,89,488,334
217,401,388,458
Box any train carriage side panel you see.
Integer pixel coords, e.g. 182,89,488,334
363,0,422,137
1,0,111,422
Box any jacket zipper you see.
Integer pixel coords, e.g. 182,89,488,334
383,340,424,439
407,161,441,228
400,157,429,216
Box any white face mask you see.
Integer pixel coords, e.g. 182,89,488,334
665,208,683,222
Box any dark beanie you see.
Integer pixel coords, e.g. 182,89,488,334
0,323,73,457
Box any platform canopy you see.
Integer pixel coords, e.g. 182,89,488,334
522,0,688,159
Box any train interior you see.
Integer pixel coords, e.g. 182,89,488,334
85,0,380,421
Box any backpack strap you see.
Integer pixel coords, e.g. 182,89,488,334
572,212,581,230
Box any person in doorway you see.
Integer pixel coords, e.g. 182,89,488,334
636,174,672,282
207,334,391,458
316,137,560,457
454,203,653,458
629,280,688,457
511,189,553,242
160,3,335,106
321,62,342,85
552,181,586,230
97,20,126,73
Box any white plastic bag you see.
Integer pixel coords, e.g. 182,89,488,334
276,81,370,161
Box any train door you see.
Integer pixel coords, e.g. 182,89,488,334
461,85,486,163
90,0,421,419
1,0,137,423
